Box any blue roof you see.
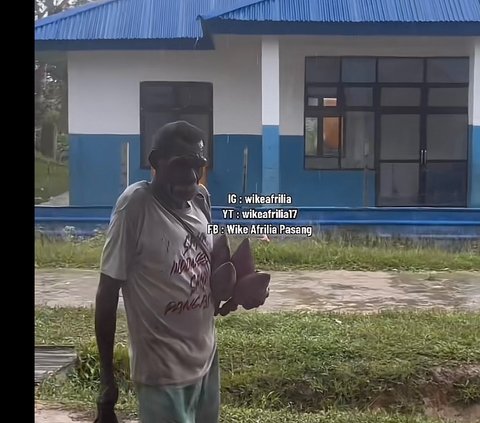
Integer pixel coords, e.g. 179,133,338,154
202,0,480,23
35,0,480,50
35,0,238,45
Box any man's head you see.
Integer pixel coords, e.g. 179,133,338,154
149,121,207,203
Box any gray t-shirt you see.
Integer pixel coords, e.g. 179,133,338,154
100,181,216,386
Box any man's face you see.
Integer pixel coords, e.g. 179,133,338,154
151,137,207,202
156,156,205,202
169,157,204,201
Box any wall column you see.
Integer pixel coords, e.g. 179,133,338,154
261,37,280,194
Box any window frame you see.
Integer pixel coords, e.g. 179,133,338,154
139,81,214,170
303,56,469,171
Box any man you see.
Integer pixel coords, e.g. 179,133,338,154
94,121,268,423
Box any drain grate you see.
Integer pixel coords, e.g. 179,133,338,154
35,346,78,384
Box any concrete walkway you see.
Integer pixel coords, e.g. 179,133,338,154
35,404,135,423
35,268,479,422
35,268,480,312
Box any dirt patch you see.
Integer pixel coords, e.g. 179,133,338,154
361,366,480,423
35,402,136,423
422,365,480,423
35,403,92,423
430,364,480,385
424,403,480,423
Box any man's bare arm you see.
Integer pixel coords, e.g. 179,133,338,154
95,273,123,403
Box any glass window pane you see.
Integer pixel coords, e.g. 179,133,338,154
140,83,212,109
381,88,421,106
305,57,340,82
426,114,468,160
425,162,467,206
140,84,176,108
342,58,376,82
380,115,420,160
379,163,419,206
305,156,339,170
378,58,423,83
428,88,468,107
427,58,469,83
305,117,318,156
306,87,338,107
342,112,374,169
142,111,176,166
344,87,373,107
177,84,212,108
323,117,342,157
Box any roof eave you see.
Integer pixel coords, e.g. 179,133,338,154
35,37,216,51
202,19,480,37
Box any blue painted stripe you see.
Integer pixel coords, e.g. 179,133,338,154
68,133,475,208
69,135,151,206
262,125,279,195
469,125,480,207
36,206,480,226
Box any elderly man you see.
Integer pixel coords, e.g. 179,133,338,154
94,121,269,423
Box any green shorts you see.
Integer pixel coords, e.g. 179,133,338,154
135,350,220,423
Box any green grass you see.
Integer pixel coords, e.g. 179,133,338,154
35,307,480,419
35,402,444,423
219,408,445,423
35,235,480,271
253,239,480,271
35,155,69,203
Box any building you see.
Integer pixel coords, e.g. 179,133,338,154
35,0,480,209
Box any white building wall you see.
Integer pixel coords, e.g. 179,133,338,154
469,38,480,126
68,35,475,137
68,36,263,135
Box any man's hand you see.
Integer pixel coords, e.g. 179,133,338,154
242,286,270,310
218,298,239,316
233,272,270,310
94,379,119,423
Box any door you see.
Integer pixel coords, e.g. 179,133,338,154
140,82,213,188
378,114,422,206
378,113,468,207
377,87,468,207
423,113,468,206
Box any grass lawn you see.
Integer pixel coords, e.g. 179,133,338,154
35,235,480,272
35,308,480,422
35,156,69,203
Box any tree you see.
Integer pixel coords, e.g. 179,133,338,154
35,0,89,20
35,0,91,151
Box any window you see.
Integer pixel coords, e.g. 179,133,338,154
306,87,338,107
304,57,376,170
378,58,423,83
140,82,213,169
305,58,340,82
342,58,376,83
305,116,343,157
428,87,468,107
344,87,373,107
381,88,421,107
304,56,469,173
426,58,469,83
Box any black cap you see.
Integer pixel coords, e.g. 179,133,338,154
148,121,207,168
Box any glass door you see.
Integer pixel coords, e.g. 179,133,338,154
423,113,468,206
378,114,422,206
